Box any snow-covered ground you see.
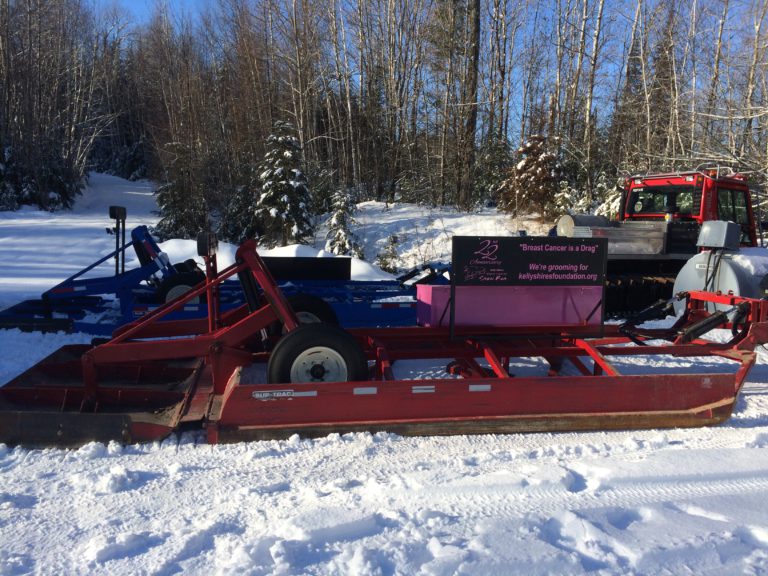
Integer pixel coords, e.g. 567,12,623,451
329,201,552,269
1,174,768,575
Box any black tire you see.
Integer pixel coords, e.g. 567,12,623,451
197,231,218,257
287,293,338,324
267,323,368,384
269,293,339,336
173,259,204,276
158,272,205,304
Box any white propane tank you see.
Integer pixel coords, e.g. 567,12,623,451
673,249,768,298
556,214,612,237
673,221,768,312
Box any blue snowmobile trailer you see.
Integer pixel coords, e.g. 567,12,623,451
0,207,445,335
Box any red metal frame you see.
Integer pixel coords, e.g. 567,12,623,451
82,240,299,397
2,240,767,447
211,291,767,441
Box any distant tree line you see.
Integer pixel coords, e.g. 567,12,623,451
1,0,767,244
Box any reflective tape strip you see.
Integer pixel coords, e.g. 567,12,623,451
469,384,492,392
370,303,416,309
354,387,378,395
412,385,435,394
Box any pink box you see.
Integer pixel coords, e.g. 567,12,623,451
416,284,603,327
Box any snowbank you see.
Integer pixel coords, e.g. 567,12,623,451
318,201,552,271
151,241,395,282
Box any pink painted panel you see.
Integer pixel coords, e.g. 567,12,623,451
417,285,603,327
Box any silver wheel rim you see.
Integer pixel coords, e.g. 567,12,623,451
282,310,323,335
165,284,199,304
289,346,347,382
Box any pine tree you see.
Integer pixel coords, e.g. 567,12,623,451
153,140,209,240
473,138,513,208
218,150,261,245
0,147,19,211
153,180,208,240
594,173,623,219
647,4,677,167
553,180,580,216
499,135,562,218
554,171,619,219
607,3,646,171
254,122,314,248
219,183,260,245
325,188,363,258
376,234,400,273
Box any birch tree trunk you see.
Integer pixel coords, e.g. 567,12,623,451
438,1,456,206
739,0,768,157
583,0,605,200
566,0,589,141
457,0,480,208
704,0,729,139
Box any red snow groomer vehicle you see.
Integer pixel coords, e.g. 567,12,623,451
1,232,766,447
557,168,761,312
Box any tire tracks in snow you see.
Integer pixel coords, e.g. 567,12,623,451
415,471,768,521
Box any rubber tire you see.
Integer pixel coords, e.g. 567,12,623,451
270,293,339,336
287,293,338,324
173,259,204,275
158,272,205,304
267,323,368,384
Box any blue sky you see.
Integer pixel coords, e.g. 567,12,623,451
107,0,207,25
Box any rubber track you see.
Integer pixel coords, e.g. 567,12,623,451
606,274,676,317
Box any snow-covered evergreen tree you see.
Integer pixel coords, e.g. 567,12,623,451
153,141,209,240
306,164,335,215
594,172,623,219
254,122,313,248
219,184,258,244
473,138,512,208
553,178,595,216
218,148,261,244
499,135,562,218
376,234,400,273
325,188,363,258
154,180,208,240
553,180,576,215
0,147,19,211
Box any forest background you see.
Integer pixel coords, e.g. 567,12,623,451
0,0,766,249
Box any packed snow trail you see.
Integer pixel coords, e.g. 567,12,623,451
1,427,768,575
0,173,157,306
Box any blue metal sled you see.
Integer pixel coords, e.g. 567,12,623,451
0,208,446,335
